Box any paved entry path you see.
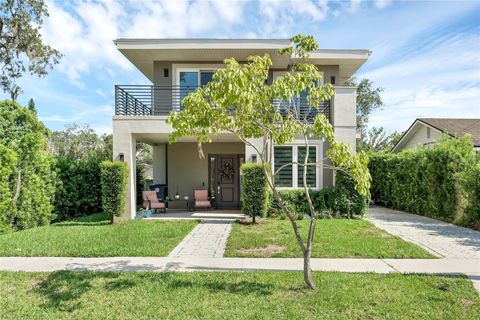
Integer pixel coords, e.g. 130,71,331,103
168,220,233,258
368,206,480,259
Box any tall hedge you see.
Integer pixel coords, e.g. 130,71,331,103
100,161,129,223
0,100,56,233
241,163,270,223
369,136,479,228
53,156,103,220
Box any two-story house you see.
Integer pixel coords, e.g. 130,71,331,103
112,39,370,220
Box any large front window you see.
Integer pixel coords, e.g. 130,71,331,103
273,145,318,188
274,146,293,187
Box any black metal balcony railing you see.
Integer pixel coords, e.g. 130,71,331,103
115,85,330,122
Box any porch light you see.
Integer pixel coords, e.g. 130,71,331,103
252,154,257,163
119,153,124,162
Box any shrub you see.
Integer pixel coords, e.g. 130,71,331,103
241,163,270,223
267,173,368,219
459,161,480,229
369,135,478,228
100,161,128,223
0,100,56,233
54,156,103,220
334,171,369,217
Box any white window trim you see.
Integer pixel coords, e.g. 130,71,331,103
172,64,224,111
172,64,224,86
272,143,323,190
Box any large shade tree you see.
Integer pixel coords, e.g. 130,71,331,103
0,0,61,100
168,35,370,289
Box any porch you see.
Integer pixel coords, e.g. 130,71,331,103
112,114,261,220
143,209,246,221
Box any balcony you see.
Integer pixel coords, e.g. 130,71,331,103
114,85,330,122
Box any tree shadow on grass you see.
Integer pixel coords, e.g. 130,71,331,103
35,271,138,312
34,270,275,312
166,278,274,296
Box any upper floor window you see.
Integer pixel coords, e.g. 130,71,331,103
178,69,215,105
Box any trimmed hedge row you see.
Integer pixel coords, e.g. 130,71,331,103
54,156,103,220
100,161,129,222
241,163,270,223
369,136,479,229
240,163,368,220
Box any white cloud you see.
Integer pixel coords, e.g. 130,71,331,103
257,0,329,36
362,31,480,132
41,0,246,85
347,0,362,14
39,104,114,123
374,0,392,10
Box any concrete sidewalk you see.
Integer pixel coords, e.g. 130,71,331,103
0,256,477,274
2,257,478,292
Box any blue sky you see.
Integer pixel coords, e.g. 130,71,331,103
2,0,479,134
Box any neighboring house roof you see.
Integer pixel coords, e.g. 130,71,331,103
114,38,370,83
418,118,480,146
392,118,480,152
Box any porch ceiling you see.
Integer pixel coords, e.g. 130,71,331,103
135,132,242,144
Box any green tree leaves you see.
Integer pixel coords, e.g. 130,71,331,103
0,100,55,232
0,0,62,100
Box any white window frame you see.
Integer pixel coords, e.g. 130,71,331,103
172,64,224,110
272,143,322,190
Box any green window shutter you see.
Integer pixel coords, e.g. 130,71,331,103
274,146,293,187
298,146,316,188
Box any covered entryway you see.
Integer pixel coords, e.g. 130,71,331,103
208,154,244,209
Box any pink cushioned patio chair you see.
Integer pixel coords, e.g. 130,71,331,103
143,191,166,213
194,189,211,211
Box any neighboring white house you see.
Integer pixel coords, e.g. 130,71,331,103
392,118,480,153
112,38,370,220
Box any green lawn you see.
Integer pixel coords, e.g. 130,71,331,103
225,219,435,258
0,271,478,319
0,213,198,257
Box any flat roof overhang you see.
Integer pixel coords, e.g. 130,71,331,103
114,39,370,82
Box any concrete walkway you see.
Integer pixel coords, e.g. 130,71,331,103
1,256,478,274
368,206,480,259
168,220,233,258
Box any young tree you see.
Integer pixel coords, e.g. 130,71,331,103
168,34,370,289
27,98,36,114
0,0,61,100
359,126,402,152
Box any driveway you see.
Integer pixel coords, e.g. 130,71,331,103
367,206,480,259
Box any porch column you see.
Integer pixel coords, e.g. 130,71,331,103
152,144,167,184
331,86,357,153
112,126,136,221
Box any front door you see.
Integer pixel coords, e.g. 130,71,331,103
209,154,243,208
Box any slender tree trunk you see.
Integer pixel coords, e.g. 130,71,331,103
302,133,317,289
